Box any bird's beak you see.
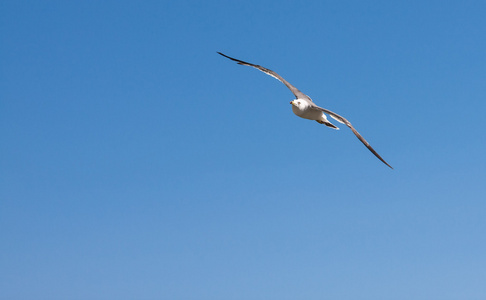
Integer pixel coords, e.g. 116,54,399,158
290,100,294,105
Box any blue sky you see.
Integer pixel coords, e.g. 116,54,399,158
1,1,485,299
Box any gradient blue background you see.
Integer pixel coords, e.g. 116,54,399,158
1,1,485,299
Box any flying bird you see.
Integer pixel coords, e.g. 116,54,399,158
218,52,393,169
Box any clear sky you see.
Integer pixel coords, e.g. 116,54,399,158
1,1,485,299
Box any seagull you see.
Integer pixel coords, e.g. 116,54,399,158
218,52,393,169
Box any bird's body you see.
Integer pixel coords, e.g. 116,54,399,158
218,52,393,169
290,98,340,129
291,99,321,120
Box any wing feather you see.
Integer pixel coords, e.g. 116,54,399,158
313,105,393,169
218,52,311,101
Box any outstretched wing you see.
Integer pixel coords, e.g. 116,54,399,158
218,52,311,101
313,105,393,169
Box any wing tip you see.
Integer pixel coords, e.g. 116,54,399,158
377,155,393,169
217,51,228,58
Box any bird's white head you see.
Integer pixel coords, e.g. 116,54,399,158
290,99,308,111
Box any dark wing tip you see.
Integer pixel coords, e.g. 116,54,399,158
365,144,393,169
358,133,393,169
217,52,254,66
217,51,236,61
382,159,394,169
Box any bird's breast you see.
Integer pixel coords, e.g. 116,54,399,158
291,105,304,116
292,106,322,121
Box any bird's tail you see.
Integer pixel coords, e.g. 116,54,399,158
316,120,339,130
